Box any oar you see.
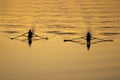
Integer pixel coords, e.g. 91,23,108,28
64,36,85,42
92,39,113,44
10,32,27,40
64,39,73,42
92,37,113,41
33,34,48,40
72,36,86,40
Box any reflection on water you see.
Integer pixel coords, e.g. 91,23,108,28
0,0,120,80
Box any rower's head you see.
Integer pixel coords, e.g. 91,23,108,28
29,29,32,32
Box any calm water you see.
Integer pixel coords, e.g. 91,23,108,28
0,0,120,80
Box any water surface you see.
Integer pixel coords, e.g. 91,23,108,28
0,0,120,80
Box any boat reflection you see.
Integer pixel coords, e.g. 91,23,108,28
64,32,113,50
10,29,48,47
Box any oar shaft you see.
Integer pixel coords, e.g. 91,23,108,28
11,32,27,39
33,34,48,39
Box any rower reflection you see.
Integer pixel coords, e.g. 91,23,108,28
64,32,113,50
10,29,48,47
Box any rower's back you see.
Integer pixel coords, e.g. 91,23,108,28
86,32,91,50
87,32,91,42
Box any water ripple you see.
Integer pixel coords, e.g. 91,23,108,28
46,31,78,35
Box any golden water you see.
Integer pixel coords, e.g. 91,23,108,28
0,0,120,80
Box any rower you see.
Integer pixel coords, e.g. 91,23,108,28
87,32,91,42
86,32,91,50
28,29,33,39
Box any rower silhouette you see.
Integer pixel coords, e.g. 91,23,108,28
28,29,33,39
86,32,91,50
28,29,33,47
10,29,48,47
